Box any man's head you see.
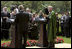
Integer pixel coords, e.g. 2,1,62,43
61,12,65,16
55,13,58,16
3,7,7,12
18,5,24,11
32,12,36,17
65,11,69,16
44,8,49,15
48,6,53,12
26,8,30,13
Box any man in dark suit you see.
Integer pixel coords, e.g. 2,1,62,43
15,5,30,48
1,7,10,40
64,12,70,37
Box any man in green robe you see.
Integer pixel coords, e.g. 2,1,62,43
47,6,57,48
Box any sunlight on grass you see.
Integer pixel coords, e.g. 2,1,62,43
57,36,71,44
1,39,11,44
1,36,71,44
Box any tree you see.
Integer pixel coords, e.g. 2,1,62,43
1,1,71,13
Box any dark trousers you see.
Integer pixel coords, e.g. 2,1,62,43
2,30,9,40
69,25,71,37
1,30,3,39
2,22,11,40
48,42,54,48
15,31,27,48
23,33,27,48
61,23,64,36
57,22,59,33
64,26,69,37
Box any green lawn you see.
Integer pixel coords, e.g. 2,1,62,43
1,36,71,44
57,36,71,44
1,39,11,44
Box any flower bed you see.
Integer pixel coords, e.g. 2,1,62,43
1,37,64,48
1,42,11,48
27,40,38,46
55,37,64,44
1,40,38,48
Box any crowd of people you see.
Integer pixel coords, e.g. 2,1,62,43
1,5,71,40
1,5,39,40
56,12,71,37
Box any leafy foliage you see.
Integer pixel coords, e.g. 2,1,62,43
1,1,71,13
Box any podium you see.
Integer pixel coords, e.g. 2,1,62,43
35,18,48,47
10,17,48,48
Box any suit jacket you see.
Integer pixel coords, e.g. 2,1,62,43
1,12,10,22
1,12,10,18
64,16,70,27
15,11,30,33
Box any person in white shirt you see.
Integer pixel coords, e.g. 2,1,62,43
60,12,65,36
26,8,33,22
10,9,17,19
14,5,19,14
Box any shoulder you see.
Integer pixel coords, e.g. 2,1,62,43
51,11,56,17
1,11,4,14
23,12,29,15
16,12,20,15
7,12,10,14
51,11,55,15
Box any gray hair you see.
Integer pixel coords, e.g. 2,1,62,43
18,5,24,11
26,8,30,11
3,7,7,12
48,6,53,9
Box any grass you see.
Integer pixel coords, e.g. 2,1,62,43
1,39,11,44
1,36,71,44
57,36,71,44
